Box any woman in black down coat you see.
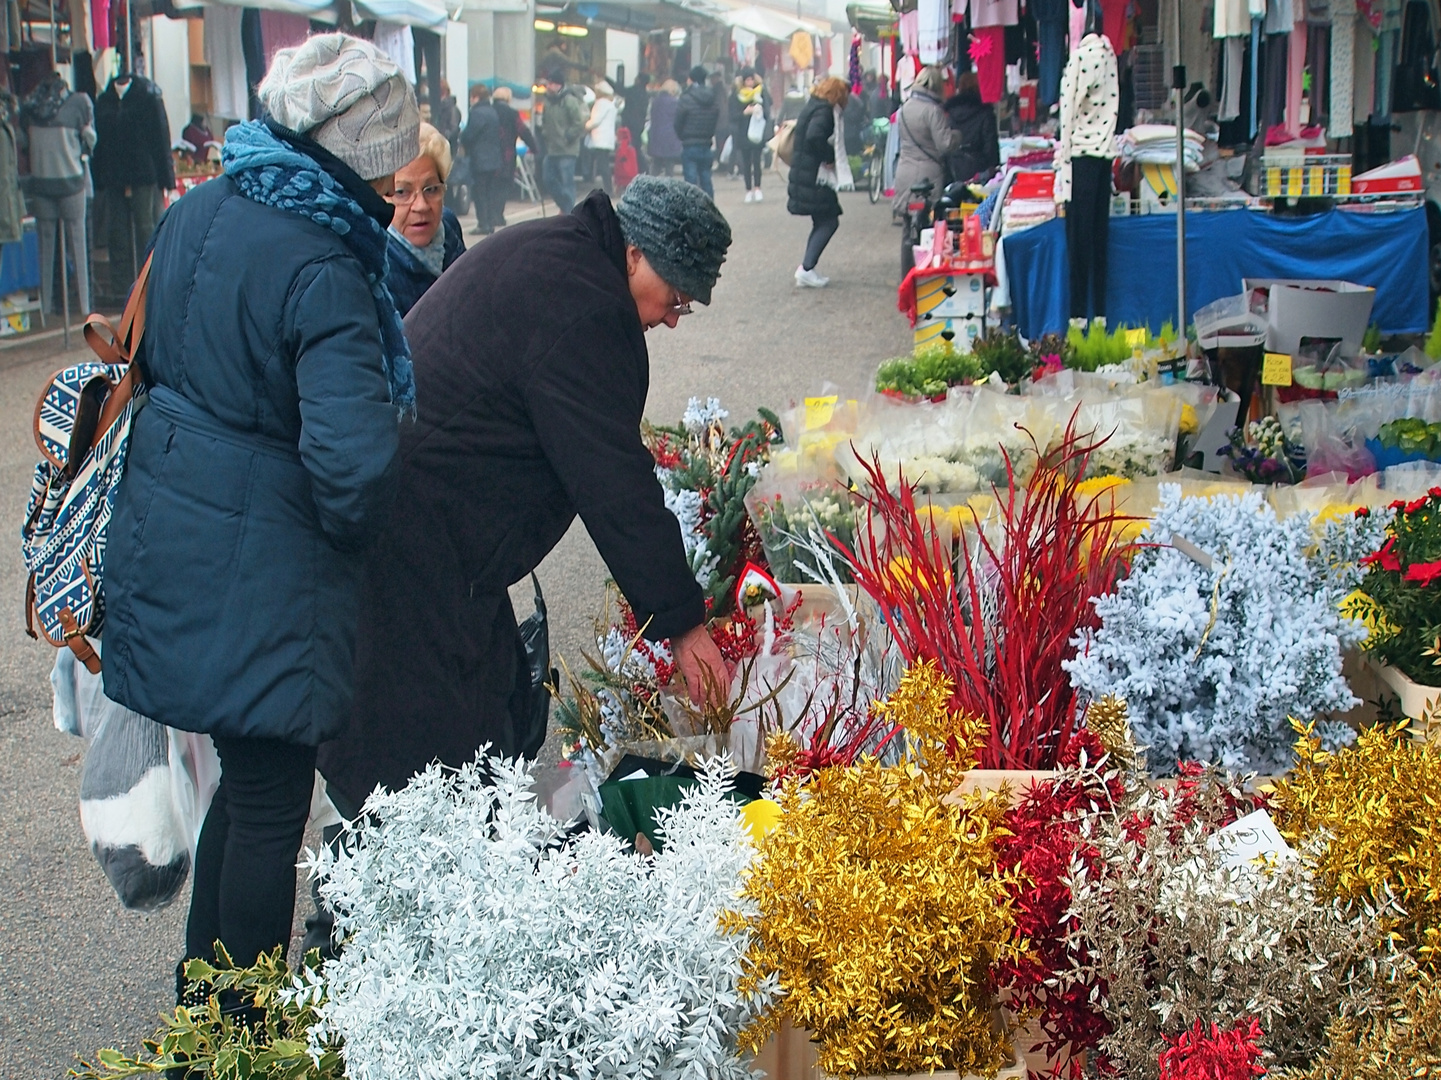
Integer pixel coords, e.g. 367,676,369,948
943,72,1000,186
787,77,850,288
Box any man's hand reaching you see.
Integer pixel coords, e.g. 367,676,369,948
671,623,730,707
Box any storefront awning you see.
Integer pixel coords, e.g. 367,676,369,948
196,0,338,19
720,1,828,40
846,1,896,40
352,0,450,27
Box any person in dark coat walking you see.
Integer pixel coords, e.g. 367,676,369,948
317,176,733,817
787,77,850,288
620,72,650,172
673,66,719,196
101,33,418,990
492,85,535,214
646,79,683,175
462,84,505,233
92,71,174,301
943,72,1000,186
386,122,466,315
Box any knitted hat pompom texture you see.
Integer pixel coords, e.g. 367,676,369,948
616,176,732,305
259,33,420,181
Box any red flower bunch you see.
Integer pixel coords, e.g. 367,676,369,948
835,416,1134,769
1355,487,1441,685
1156,1018,1265,1080
995,728,1120,1076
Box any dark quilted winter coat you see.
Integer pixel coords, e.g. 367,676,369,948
101,147,400,746
317,191,704,810
786,95,842,218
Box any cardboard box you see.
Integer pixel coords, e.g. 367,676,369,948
916,273,986,319
1352,154,1423,195
913,313,983,352
1241,278,1376,357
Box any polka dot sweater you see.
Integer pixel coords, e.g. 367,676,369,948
1053,31,1119,202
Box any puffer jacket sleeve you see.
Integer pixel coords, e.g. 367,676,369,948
524,305,705,641
288,254,401,552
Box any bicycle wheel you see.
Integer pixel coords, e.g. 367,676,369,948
869,160,883,204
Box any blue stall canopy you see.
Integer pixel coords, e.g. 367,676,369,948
1003,206,1429,342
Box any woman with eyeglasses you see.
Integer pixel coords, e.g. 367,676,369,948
385,121,466,316
316,176,733,830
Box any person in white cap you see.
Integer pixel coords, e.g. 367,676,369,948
99,32,419,1010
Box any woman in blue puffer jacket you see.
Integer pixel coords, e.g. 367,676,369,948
101,33,418,993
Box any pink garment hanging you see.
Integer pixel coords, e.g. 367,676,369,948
260,11,311,71
1069,0,1087,49
973,24,1006,102
899,9,920,57
1287,18,1307,129
91,0,110,51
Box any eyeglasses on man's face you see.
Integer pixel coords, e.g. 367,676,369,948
390,182,446,206
670,290,694,317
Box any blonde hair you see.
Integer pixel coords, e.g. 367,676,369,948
492,85,512,103
416,121,453,181
659,78,681,95
812,76,850,107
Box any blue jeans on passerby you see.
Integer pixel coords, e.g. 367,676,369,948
681,144,714,197
543,154,577,213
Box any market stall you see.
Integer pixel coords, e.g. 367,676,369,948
1003,205,1430,341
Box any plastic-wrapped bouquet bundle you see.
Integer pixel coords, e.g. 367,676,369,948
310,754,778,1080
744,462,858,585
1065,486,1377,775
1072,389,1181,480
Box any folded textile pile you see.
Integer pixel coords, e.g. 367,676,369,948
1000,197,1055,235
1118,123,1204,171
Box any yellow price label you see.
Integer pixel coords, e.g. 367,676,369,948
804,395,838,430
1125,328,1147,348
1262,352,1293,387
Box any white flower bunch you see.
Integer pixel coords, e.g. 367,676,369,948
308,754,778,1080
1082,431,1174,480
1065,486,1367,775
683,396,729,436
657,474,719,590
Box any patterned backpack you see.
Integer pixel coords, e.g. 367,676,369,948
21,255,151,673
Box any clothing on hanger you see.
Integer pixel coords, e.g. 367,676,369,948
205,4,248,121
1053,31,1118,201
1265,0,1296,33
1219,36,1246,119
1353,15,1375,120
972,25,1007,101
1329,0,1354,137
919,0,949,65
259,10,310,71
373,21,417,85
1287,17,1307,126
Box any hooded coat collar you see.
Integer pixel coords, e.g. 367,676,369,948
572,189,628,278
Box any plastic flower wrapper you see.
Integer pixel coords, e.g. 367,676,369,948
1071,390,1180,480
1065,486,1371,775
1055,767,1410,1080
1272,718,1441,971
744,461,859,585
308,752,778,1080
740,662,1019,1079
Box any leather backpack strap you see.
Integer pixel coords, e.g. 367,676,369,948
116,251,153,364
57,608,102,675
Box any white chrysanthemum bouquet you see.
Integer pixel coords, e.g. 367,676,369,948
306,754,777,1080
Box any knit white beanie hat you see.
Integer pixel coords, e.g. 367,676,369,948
258,33,420,180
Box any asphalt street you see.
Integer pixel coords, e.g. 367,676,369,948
0,170,909,1078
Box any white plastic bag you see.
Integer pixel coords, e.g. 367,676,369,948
719,135,734,165
53,648,220,911
747,110,766,145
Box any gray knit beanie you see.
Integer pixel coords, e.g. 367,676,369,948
615,176,732,305
258,33,420,181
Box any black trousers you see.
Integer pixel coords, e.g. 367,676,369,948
472,168,504,229
736,138,763,189
185,735,317,970
803,214,840,270
1066,155,1111,321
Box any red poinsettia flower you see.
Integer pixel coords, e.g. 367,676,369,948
1391,499,1409,511
1405,559,1441,586
1355,506,1371,518
1430,487,1441,499
1407,497,1429,514
1361,537,1402,572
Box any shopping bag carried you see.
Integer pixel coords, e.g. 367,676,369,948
769,119,796,167
719,135,734,166
53,646,220,912
747,109,766,145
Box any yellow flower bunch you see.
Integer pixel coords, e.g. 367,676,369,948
1271,719,1441,968
1281,971,1441,1079
741,663,1018,1078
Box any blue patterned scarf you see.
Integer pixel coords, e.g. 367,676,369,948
221,120,416,416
